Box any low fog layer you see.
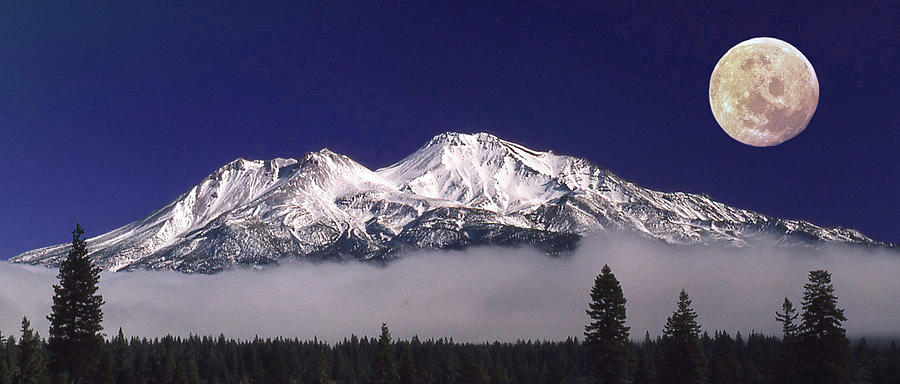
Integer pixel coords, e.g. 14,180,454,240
1,235,898,342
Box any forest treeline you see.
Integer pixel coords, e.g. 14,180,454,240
1,323,899,384
0,224,897,384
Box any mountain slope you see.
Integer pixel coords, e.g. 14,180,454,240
11,132,887,273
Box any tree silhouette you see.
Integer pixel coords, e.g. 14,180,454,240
797,270,850,384
398,345,416,384
776,298,799,340
708,331,739,384
0,330,9,384
47,223,105,383
312,349,336,384
584,264,633,383
370,323,399,384
15,317,44,384
659,289,708,384
775,298,799,384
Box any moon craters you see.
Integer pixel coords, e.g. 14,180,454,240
709,37,819,147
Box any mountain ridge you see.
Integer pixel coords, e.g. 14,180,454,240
10,132,891,273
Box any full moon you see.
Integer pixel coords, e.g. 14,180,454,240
709,37,819,147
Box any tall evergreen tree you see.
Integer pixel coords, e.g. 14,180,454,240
584,264,633,384
659,289,709,384
796,270,850,384
776,298,799,340
774,298,799,384
46,223,106,383
14,317,45,384
370,323,399,384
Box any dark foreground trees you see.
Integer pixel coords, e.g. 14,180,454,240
0,327,896,384
0,334,8,384
584,264,632,384
796,270,851,384
370,323,399,384
659,289,709,384
774,297,800,384
708,330,739,384
15,317,45,384
46,223,105,383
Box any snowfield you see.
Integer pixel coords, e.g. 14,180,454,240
10,132,886,273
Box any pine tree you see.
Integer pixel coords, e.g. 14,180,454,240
796,270,850,384
93,347,115,384
332,350,357,384
15,317,45,384
398,345,416,384
852,338,873,383
635,330,657,383
659,289,709,384
876,341,900,384
776,298,799,340
111,329,135,384
370,323,399,384
312,349,336,384
173,348,201,384
266,339,288,384
541,354,569,384
46,223,105,383
3,336,15,382
0,332,9,384
584,264,633,384
774,298,799,384
708,331,739,384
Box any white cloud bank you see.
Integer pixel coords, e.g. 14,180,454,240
1,234,898,342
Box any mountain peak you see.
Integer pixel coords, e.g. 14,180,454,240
396,132,551,170
11,133,889,273
302,148,343,161
377,132,570,212
426,132,503,147
298,148,372,176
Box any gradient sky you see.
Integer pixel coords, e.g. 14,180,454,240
1,1,897,258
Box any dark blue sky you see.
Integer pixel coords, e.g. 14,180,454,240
1,1,897,258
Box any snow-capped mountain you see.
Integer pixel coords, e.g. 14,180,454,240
11,132,888,273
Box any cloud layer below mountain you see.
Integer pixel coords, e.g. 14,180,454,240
1,234,898,342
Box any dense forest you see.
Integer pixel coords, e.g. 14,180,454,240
1,324,899,384
1,225,897,384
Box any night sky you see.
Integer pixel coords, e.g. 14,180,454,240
1,1,897,258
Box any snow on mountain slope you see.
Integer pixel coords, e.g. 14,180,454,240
13,157,299,271
377,132,570,213
10,132,890,273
